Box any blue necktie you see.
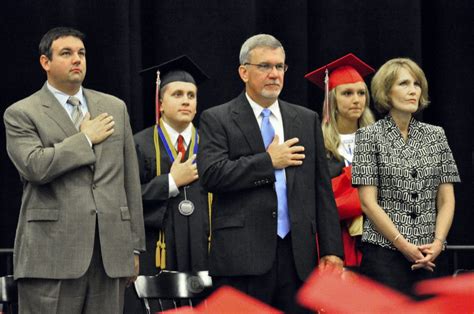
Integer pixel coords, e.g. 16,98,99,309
260,108,290,238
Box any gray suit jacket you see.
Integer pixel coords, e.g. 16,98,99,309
197,92,343,281
4,83,145,280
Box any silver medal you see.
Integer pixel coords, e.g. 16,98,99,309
178,186,194,216
178,200,195,216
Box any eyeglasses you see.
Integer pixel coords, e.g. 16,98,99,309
244,63,288,73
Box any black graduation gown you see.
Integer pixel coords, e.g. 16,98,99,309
327,155,345,179
133,125,209,274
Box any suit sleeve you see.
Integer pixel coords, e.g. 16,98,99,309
197,109,275,193
3,105,95,185
313,114,344,258
122,105,146,252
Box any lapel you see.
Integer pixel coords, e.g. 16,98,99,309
279,100,302,195
230,93,302,194
385,115,424,160
40,84,79,137
230,92,266,154
83,88,106,163
407,118,424,151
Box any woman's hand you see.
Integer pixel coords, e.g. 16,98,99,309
412,240,444,271
396,239,436,271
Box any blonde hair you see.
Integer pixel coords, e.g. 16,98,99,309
371,58,430,114
322,85,375,161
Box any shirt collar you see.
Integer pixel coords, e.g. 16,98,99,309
245,92,282,122
161,120,193,147
46,81,85,107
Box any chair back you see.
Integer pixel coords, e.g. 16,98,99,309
453,269,474,277
134,270,212,313
0,275,17,314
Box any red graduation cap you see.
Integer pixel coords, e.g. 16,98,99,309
401,295,474,314
196,286,283,314
304,53,374,124
305,53,374,90
297,267,413,313
414,272,474,297
395,273,474,313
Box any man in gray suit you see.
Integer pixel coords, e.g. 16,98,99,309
197,34,344,313
3,27,145,313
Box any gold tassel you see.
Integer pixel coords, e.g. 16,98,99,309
155,230,166,269
155,231,162,268
160,231,166,269
207,193,213,252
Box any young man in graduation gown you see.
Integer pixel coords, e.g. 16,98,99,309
135,56,210,274
124,56,210,312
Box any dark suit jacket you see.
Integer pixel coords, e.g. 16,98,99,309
197,92,343,281
3,84,145,280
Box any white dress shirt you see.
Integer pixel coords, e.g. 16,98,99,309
245,93,287,180
160,120,194,197
46,82,91,146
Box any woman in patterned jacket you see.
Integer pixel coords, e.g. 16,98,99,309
352,58,460,296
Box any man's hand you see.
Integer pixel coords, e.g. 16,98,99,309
80,112,114,144
126,254,140,287
170,153,199,187
266,135,305,169
318,255,344,275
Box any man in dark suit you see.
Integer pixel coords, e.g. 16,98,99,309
3,27,145,313
197,34,344,313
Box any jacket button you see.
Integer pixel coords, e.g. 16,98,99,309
411,192,418,199
411,169,418,178
90,209,97,215
272,211,276,218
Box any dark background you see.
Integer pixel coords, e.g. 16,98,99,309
1,0,472,275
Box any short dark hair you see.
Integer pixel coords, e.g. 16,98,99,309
39,27,85,60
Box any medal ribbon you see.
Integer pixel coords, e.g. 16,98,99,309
153,119,198,176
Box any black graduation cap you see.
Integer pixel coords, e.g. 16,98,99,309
139,55,208,125
140,55,208,87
